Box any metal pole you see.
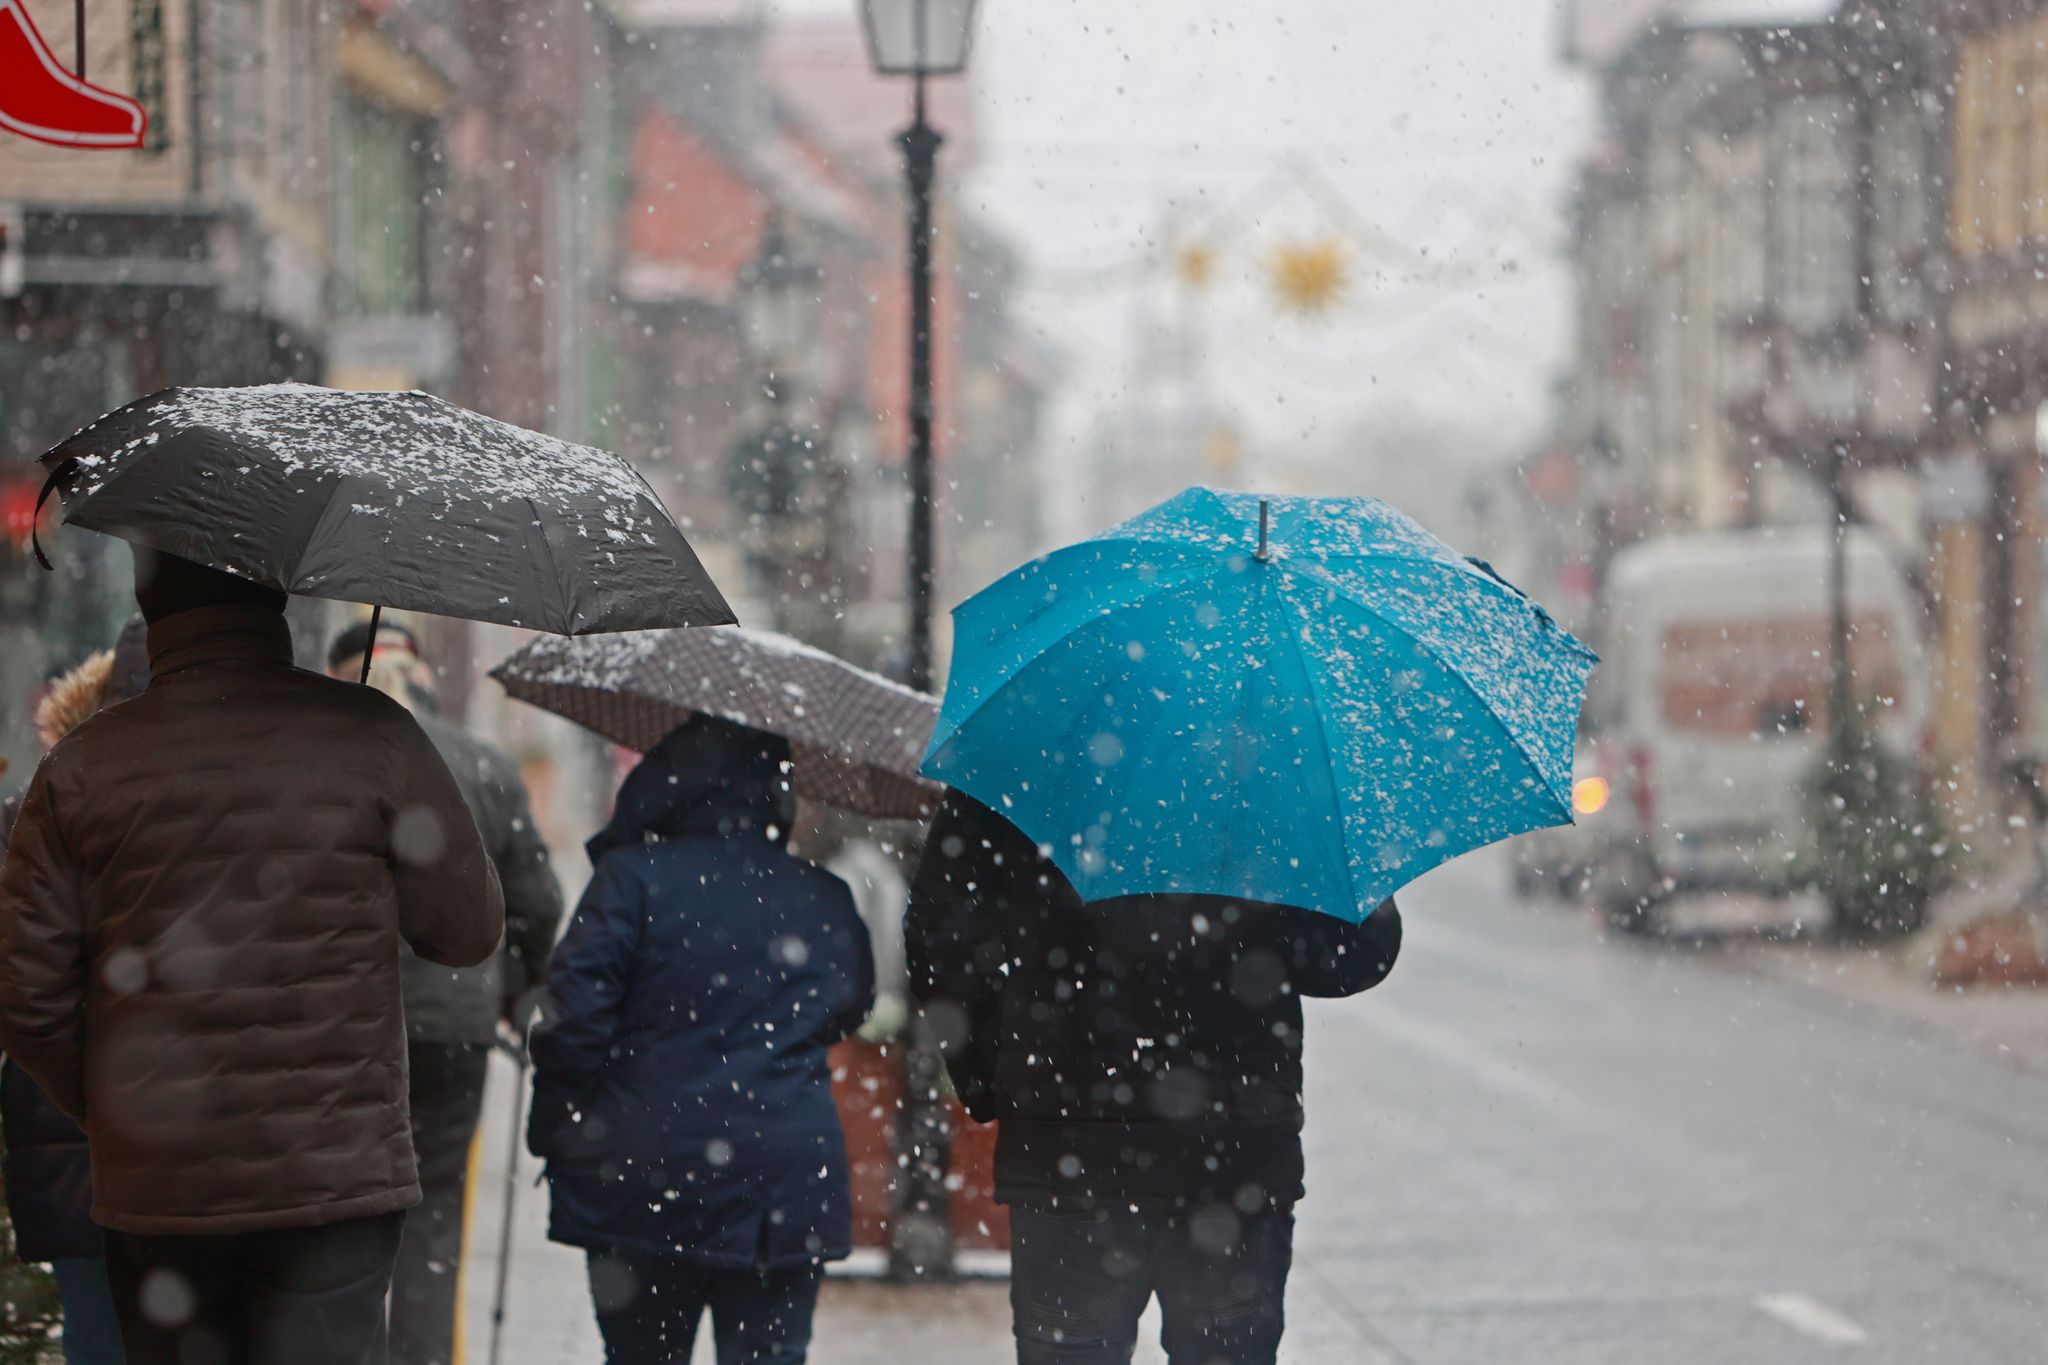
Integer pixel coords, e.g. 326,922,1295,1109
487,1038,529,1365
1828,438,1852,738
902,74,941,694
359,604,383,686
74,0,84,76
892,69,954,1282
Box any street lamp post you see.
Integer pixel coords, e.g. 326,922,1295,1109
1826,435,1852,740
862,0,979,1282
862,0,977,693
1808,327,1868,743
900,102,940,694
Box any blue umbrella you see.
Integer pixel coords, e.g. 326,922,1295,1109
920,487,1596,923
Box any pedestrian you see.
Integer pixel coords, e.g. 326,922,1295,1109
326,619,564,1365
527,717,875,1365
907,790,1403,1365
0,617,150,1365
0,547,506,1365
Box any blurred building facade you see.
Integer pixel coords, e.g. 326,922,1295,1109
0,0,1046,796
1540,0,2048,818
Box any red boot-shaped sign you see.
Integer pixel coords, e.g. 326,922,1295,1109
0,0,146,148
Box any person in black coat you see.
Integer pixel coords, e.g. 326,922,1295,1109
326,619,563,1365
907,790,1402,1365
529,717,874,1365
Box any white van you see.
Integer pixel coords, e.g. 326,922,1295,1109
1577,527,1929,928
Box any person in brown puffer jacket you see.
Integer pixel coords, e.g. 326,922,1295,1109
0,549,505,1365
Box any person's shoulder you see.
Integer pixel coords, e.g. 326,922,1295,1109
928,789,1050,862
33,691,146,775
591,843,661,882
276,669,433,744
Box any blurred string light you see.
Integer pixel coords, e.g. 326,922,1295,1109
1013,157,1535,311
1268,235,1349,315
1174,239,1219,291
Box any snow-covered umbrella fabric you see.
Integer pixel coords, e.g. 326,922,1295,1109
492,627,941,820
922,487,1599,924
35,383,735,636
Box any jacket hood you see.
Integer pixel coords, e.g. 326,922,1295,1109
587,715,795,863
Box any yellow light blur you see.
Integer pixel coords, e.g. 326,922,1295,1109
1572,775,1610,817
1270,236,1349,315
1175,240,1219,291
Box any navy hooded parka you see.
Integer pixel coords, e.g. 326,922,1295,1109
528,717,874,1270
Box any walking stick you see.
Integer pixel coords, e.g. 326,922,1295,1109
486,1033,528,1365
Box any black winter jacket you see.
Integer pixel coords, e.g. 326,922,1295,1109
403,714,561,1043
907,792,1401,1210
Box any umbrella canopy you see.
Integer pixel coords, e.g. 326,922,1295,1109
36,383,734,635
492,627,941,820
921,487,1597,923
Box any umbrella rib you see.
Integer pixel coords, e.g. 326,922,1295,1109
520,495,576,632
1318,550,1598,653
1266,574,1374,918
1283,558,1577,802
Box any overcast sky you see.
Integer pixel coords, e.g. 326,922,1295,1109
776,0,1596,541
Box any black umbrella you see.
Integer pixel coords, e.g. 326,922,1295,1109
491,627,942,820
35,385,736,660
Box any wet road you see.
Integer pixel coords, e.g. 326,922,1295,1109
472,854,2048,1363
1285,860,2047,1364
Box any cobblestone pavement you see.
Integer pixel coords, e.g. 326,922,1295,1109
464,854,2048,1363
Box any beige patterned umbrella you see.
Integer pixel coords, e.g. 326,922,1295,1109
490,627,940,820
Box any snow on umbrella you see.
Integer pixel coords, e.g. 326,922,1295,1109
921,487,1598,923
492,627,942,820
34,383,735,639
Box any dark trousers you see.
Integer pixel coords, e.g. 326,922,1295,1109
104,1211,404,1365
52,1256,124,1365
391,1039,490,1365
586,1251,822,1365
1008,1201,1295,1365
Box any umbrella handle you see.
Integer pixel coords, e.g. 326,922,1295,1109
30,459,75,572
359,604,382,685
1256,500,1270,562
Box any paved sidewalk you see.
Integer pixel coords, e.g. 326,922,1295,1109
458,1056,1029,1365
1636,883,2048,1073
1701,931,2048,1073
458,1047,1377,1363
459,855,2048,1364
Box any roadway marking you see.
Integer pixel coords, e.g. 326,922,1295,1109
1755,1292,1867,1346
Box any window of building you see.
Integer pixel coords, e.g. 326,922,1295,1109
1870,101,1928,323
1769,93,1856,334
1718,129,1769,325
334,95,430,317
2025,16,2048,239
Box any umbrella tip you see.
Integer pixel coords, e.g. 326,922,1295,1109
1256,500,1270,561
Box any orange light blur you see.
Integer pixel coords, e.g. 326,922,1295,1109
1572,775,1610,817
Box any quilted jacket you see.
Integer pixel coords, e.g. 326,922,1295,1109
0,604,504,1235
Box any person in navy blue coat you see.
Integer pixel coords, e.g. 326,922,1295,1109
528,716,875,1365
